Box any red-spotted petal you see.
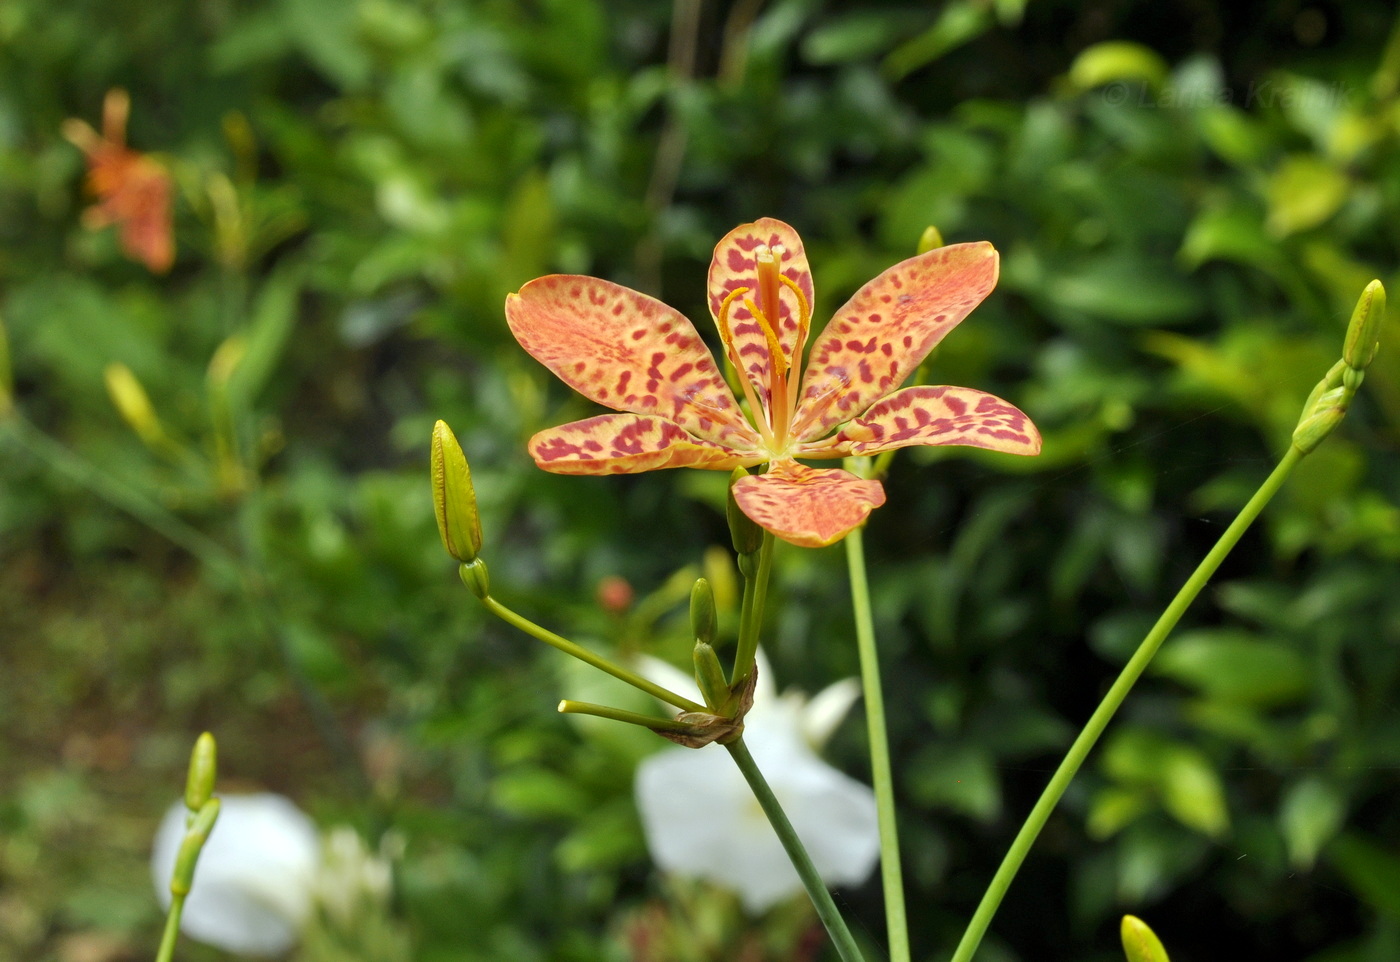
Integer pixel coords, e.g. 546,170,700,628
797,385,1042,458
707,218,815,410
529,414,757,475
792,242,999,441
507,276,761,450
731,460,886,548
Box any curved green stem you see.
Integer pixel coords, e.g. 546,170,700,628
725,737,867,962
480,595,706,713
731,531,774,685
154,896,185,962
950,445,1305,962
846,526,910,962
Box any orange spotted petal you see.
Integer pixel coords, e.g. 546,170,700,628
706,218,815,409
731,460,886,548
529,414,757,475
508,275,761,450
798,385,1042,459
792,242,999,441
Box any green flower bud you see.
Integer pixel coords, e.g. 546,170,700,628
170,798,221,898
431,420,482,563
459,558,490,599
1343,279,1385,371
690,578,716,646
917,226,945,254
104,363,167,448
726,467,763,557
184,732,217,813
692,641,730,712
1120,915,1170,962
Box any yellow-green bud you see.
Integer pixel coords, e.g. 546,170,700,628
726,467,763,557
692,641,730,712
1343,279,1385,371
459,558,489,599
917,226,945,254
690,578,716,646
431,419,482,563
1120,915,1170,962
184,732,218,813
0,311,12,417
103,363,166,448
1293,404,1347,454
207,335,247,388
171,798,221,898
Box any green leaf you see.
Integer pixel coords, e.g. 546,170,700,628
1153,630,1311,708
1329,832,1400,921
906,744,1001,822
1068,41,1170,92
1102,729,1229,837
1281,778,1347,869
1265,155,1349,237
226,266,302,410
883,2,992,80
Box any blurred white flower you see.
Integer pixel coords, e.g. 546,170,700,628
634,651,879,913
152,793,320,957
313,826,396,929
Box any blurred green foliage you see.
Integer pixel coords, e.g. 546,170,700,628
3,1,1400,961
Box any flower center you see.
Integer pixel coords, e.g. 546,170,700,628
715,245,811,455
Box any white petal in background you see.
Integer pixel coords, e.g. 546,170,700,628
151,793,320,957
634,657,880,913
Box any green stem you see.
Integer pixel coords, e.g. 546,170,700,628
845,526,910,962
731,531,774,685
558,699,697,733
725,737,867,962
949,445,1305,962
154,896,185,962
480,595,706,713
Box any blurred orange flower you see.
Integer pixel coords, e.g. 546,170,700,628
63,89,174,274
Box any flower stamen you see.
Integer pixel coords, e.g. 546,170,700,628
716,286,775,448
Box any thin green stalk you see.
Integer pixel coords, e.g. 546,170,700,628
558,699,696,733
154,896,185,962
726,737,867,962
3,414,239,581
950,445,1305,962
731,531,774,685
481,595,706,713
846,526,910,962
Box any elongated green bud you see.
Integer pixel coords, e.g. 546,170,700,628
184,732,217,813
0,311,12,417
693,641,730,711
1288,386,1344,456
104,363,167,448
432,420,482,563
459,558,489,599
690,578,716,646
726,467,763,557
1120,915,1170,962
170,798,221,897
917,225,944,254
1343,279,1385,371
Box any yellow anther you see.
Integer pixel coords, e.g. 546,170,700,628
715,286,750,364
778,274,810,333
744,297,789,379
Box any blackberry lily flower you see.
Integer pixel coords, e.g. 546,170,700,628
63,89,175,274
506,218,1040,547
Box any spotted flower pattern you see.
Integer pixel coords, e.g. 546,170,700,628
507,218,1040,547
